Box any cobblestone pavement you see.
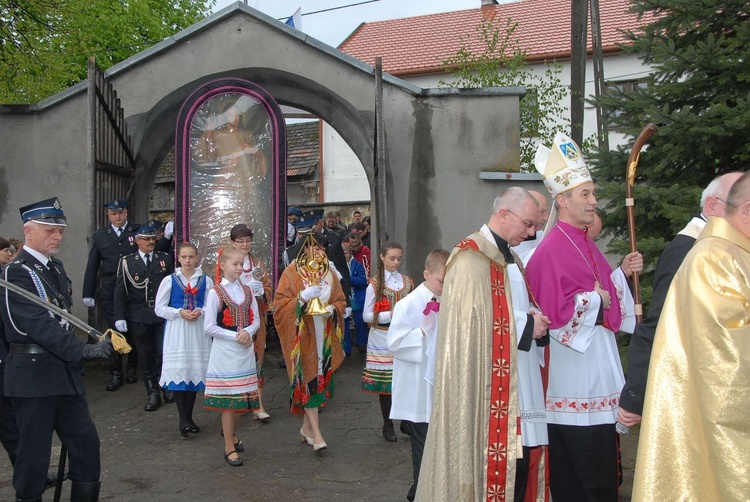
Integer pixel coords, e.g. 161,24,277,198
0,342,637,501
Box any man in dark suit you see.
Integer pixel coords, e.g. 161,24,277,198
114,227,174,411
82,199,139,391
618,172,743,428
315,212,351,305
0,197,115,502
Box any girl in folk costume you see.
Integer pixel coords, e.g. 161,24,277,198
217,223,273,422
273,231,346,452
361,241,414,442
155,243,213,438
204,248,261,467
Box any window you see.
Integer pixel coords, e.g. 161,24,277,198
604,79,649,129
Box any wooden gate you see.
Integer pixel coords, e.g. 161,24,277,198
87,56,135,233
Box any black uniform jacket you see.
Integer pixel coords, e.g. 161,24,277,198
0,250,85,398
321,227,352,303
82,223,138,299
113,251,174,324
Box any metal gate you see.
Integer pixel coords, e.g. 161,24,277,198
87,56,135,232
86,57,135,330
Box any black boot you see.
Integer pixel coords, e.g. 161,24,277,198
144,379,162,412
162,388,175,403
70,480,101,502
106,370,123,391
379,394,397,442
125,365,138,384
16,498,42,502
382,422,397,442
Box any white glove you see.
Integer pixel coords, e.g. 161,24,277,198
344,307,352,319
321,305,335,318
248,279,264,297
420,312,438,338
164,220,174,239
82,297,96,308
300,285,322,302
115,320,128,332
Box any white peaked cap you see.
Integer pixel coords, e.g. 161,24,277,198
534,133,592,197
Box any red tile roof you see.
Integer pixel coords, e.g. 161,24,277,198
339,0,657,77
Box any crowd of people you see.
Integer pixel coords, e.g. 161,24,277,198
0,133,748,502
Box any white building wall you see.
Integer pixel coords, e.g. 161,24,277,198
321,120,371,203
321,53,652,201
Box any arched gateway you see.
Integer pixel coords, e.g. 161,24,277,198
0,4,524,320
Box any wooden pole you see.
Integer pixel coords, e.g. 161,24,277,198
374,57,388,258
570,0,588,146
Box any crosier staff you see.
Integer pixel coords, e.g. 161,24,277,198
625,123,658,323
617,123,658,438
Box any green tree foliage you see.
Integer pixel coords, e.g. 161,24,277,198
0,0,214,103
440,17,569,171
589,0,750,308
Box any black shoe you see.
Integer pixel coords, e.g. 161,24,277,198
224,450,243,467
162,389,175,403
220,430,245,452
400,421,412,436
144,379,162,412
44,473,57,489
180,422,200,437
382,424,397,442
125,367,138,384
106,371,123,391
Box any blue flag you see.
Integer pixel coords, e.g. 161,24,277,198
285,7,302,30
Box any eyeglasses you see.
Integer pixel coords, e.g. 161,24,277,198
233,239,252,244
2,247,14,254
506,210,536,229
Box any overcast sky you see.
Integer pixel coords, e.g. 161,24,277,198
211,0,497,47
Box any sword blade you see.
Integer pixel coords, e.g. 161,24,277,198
0,277,102,342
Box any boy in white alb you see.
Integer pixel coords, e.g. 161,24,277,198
387,249,449,502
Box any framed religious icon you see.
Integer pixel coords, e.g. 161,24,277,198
175,79,287,286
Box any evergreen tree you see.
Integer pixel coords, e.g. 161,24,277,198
0,0,215,103
589,0,750,306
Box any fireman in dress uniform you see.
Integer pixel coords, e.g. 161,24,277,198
0,197,115,502
82,199,139,391
113,226,174,411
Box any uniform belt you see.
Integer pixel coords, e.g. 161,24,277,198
9,343,47,355
370,323,390,329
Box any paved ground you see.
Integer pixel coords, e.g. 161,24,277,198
0,340,638,501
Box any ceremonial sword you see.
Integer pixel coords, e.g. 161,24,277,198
0,277,130,352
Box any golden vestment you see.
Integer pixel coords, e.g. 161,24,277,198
632,217,750,501
416,231,520,502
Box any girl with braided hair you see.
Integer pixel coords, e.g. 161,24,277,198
361,241,414,442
